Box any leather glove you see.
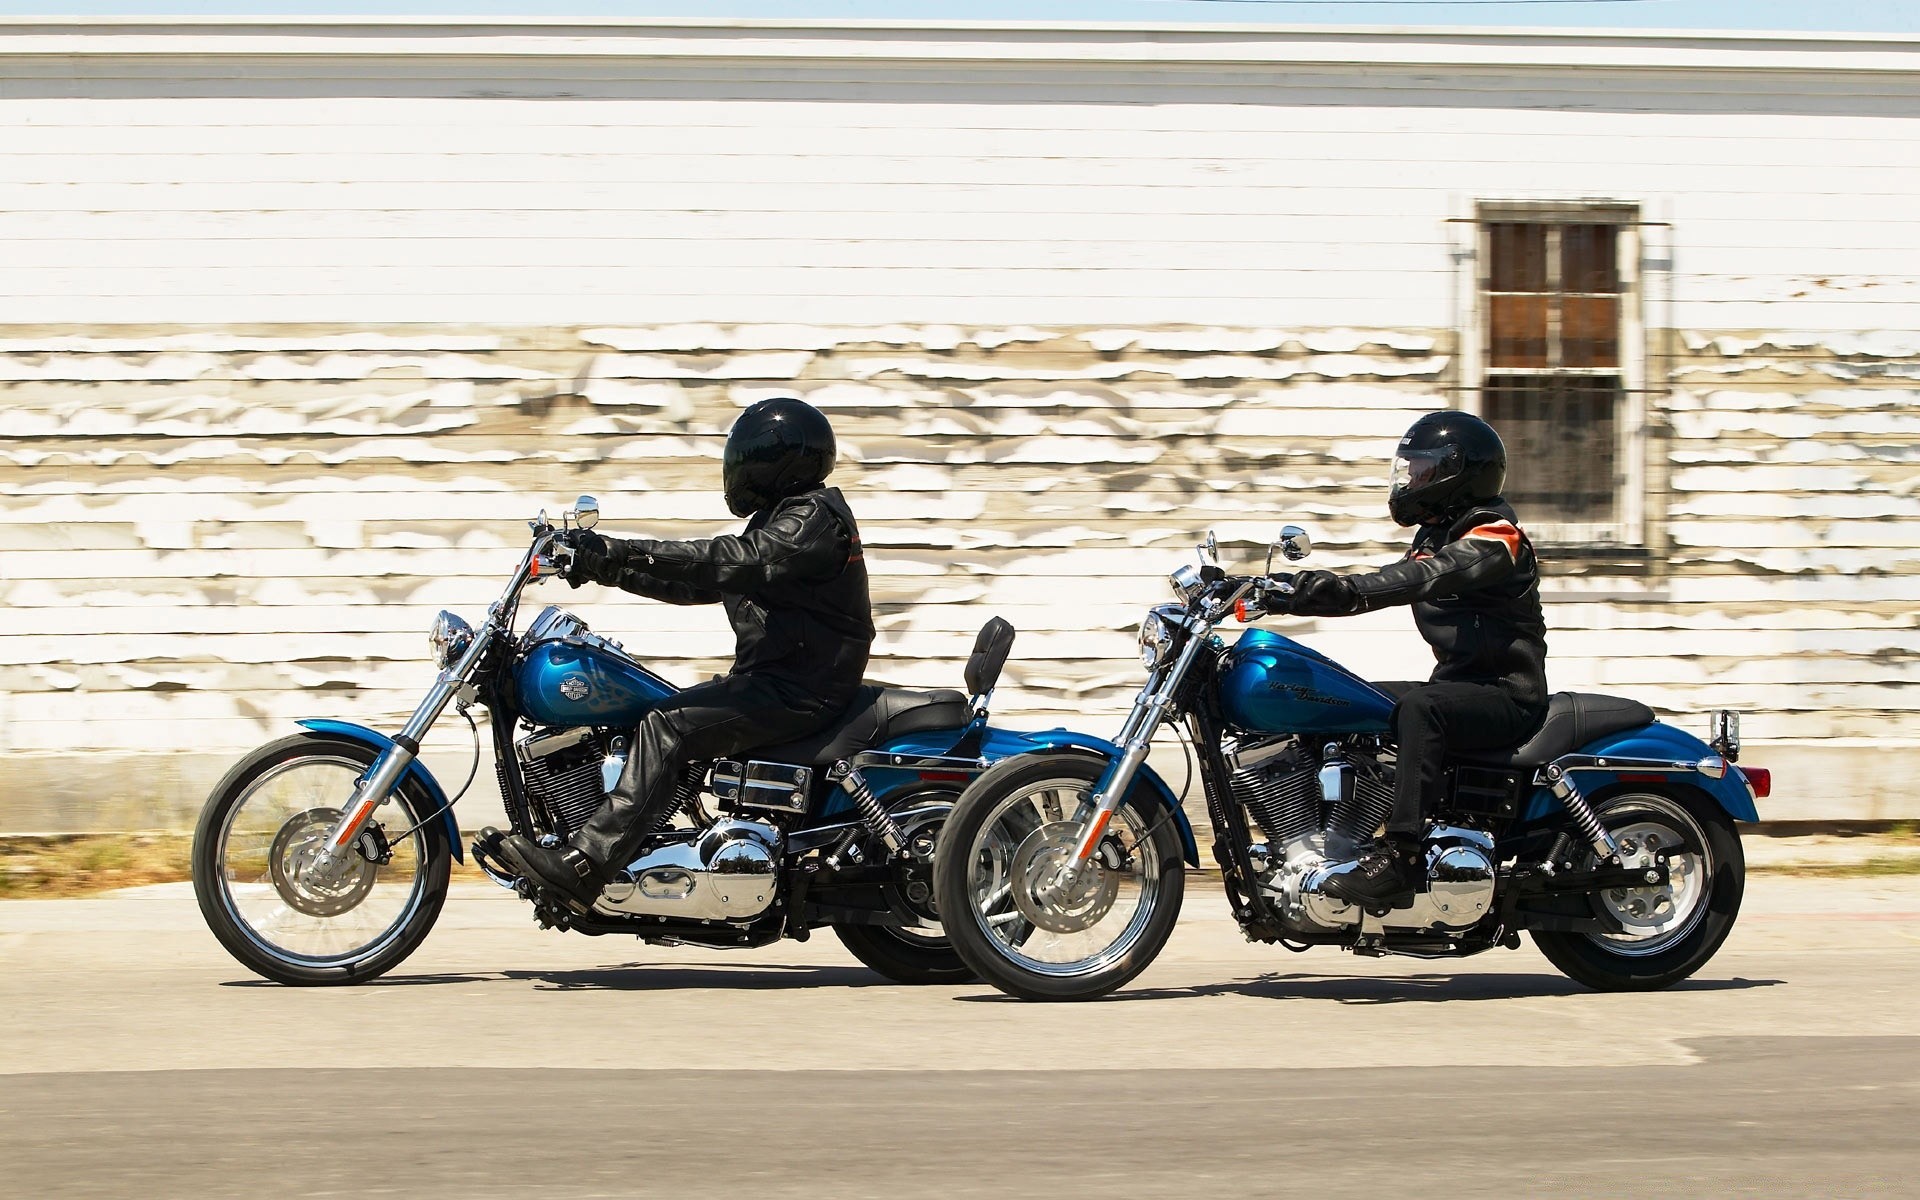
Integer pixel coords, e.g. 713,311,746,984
1286,569,1362,617
561,528,610,589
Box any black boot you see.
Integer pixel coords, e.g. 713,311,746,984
1323,837,1422,909
498,834,605,912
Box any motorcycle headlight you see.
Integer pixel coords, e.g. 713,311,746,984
1139,609,1177,669
429,610,474,669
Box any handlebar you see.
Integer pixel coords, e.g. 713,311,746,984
532,542,573,580
1222,572,1297,623
527,530,575,584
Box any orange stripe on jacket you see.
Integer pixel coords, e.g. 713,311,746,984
1463,521,1523,561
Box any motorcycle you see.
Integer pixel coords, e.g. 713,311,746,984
933,526,1767,1001
191,496,1152,987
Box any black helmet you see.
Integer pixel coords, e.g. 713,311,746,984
722,397,837,517
1389,410,1506,527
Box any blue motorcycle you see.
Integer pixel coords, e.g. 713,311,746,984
191,496,1127,986
933,527,1767,1001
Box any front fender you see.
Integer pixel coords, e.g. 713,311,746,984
978,728,1201,867
1520,720,1760,825
295,719,465,862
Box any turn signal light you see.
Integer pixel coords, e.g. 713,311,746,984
1738,766,1771,798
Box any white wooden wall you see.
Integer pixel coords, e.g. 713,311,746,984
0,20,1914,829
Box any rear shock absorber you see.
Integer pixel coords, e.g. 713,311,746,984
828,761,905,855
1543,762,1621,861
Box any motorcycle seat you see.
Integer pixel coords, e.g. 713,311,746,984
1451,691,1656,770
750,684,970,764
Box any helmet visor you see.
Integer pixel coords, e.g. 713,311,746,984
1391,449,1450,496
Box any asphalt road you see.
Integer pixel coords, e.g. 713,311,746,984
3,875,1918,1199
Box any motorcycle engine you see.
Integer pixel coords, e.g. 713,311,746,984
504,726,612,840
507,727,695,843
1237,739,1497,936
1269,825,1497,934
595,820,782,924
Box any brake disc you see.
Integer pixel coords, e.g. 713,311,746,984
268,808,379,917
1011,821,1120,934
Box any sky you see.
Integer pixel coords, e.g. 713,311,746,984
1,1,1916,35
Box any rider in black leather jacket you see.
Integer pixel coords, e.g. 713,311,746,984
1283,411,1549,907
497,398,874,908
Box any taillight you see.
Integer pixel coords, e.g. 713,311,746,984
1738,766,1771,798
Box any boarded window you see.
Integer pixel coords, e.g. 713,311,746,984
1477,211,1638,536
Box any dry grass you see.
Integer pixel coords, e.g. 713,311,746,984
6,828,1919,899
1746,825,1920,878
0,834,195,899
1750,855,1920,879
0,833,496,899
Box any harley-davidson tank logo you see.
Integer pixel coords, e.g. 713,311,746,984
1261,682,1351,707
558,676,591,701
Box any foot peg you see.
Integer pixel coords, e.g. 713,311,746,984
472,827,518,886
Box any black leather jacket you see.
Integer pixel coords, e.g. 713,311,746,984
581,487,874,705
1343,501,1549,710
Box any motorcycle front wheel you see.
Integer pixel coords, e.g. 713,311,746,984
192,732,452,986
935,755,1185,1001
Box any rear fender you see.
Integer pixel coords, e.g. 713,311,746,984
1519,720,1760,825
295,719,465,861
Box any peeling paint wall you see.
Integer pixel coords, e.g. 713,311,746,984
2,323,1914,828
0,22,1915,828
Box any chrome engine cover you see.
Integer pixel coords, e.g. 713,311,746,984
1401,829,1498,931
1260,825,1497,935
1262,835,1360,932
594,819,781,923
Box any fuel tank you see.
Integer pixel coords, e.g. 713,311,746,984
514,609,678,727
1217,628,1396,736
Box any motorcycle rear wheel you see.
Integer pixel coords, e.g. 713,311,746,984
830,794,976,983
832,924,975,985
193,732,452,986
1532,788,1744,992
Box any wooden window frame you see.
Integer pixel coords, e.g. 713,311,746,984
1459,200,1649,549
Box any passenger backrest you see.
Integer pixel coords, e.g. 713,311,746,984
964,617,1017,699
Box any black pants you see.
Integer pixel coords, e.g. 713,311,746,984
571,673,845,869
1373,680,1544,838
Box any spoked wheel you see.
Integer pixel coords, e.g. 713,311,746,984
192,733,452,986
1533,789,1744,992
935,755,1185,1001
833,798,976,984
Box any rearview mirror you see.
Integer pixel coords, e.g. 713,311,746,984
573,495,600,531
1268,525,1312,573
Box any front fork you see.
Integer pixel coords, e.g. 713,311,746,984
309,623,493,882
1041,623,1210,900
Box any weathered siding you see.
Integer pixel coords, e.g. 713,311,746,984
2,23,1918,331
0,21,1915,828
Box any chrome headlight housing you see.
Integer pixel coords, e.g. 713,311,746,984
1138,608,1178,669
429,610,475,669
